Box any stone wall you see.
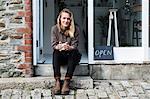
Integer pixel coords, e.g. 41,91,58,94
0,0,32,77
90,63,150,80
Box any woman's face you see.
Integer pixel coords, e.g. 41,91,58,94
60,12,71,28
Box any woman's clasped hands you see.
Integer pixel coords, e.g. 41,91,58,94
56,42,72,51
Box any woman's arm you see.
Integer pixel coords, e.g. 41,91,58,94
51,26,59,50
51,26,66,51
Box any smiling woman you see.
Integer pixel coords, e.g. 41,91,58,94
51,8,81,95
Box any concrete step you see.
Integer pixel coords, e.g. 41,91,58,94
0,76,93,90
34,64,89,76
90,63,150,80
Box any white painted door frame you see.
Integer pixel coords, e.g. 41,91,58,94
38,0,45,63
33,0,40,65
88,0,94,64
142,0,149,61
33,0,44,65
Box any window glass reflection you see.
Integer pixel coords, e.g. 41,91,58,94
94,0,142,47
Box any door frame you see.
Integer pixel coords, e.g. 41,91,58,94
33,0,44,65
33,0,40,65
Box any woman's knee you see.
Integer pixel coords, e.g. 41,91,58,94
70,50,82,63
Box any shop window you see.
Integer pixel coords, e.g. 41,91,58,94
94,0,142,47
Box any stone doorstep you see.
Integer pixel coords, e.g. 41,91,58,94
35,64,89,76
0,76,93,90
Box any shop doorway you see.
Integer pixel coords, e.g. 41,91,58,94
37,0,88,64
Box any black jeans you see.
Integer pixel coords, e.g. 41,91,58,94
53,49,81,78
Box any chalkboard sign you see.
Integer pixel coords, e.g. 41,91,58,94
94,46,114,60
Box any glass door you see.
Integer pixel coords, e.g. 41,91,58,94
42,0,88,64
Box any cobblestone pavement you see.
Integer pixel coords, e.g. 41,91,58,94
1,80,150,99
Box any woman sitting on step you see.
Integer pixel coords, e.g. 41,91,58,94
51,8,81,95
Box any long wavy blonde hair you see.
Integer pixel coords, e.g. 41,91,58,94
57,8,75,38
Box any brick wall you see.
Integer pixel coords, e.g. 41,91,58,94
0,0,33,77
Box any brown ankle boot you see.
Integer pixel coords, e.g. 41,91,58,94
61,78,70,95
53,77,61,95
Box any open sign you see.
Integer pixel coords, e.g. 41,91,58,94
94,46,114,60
